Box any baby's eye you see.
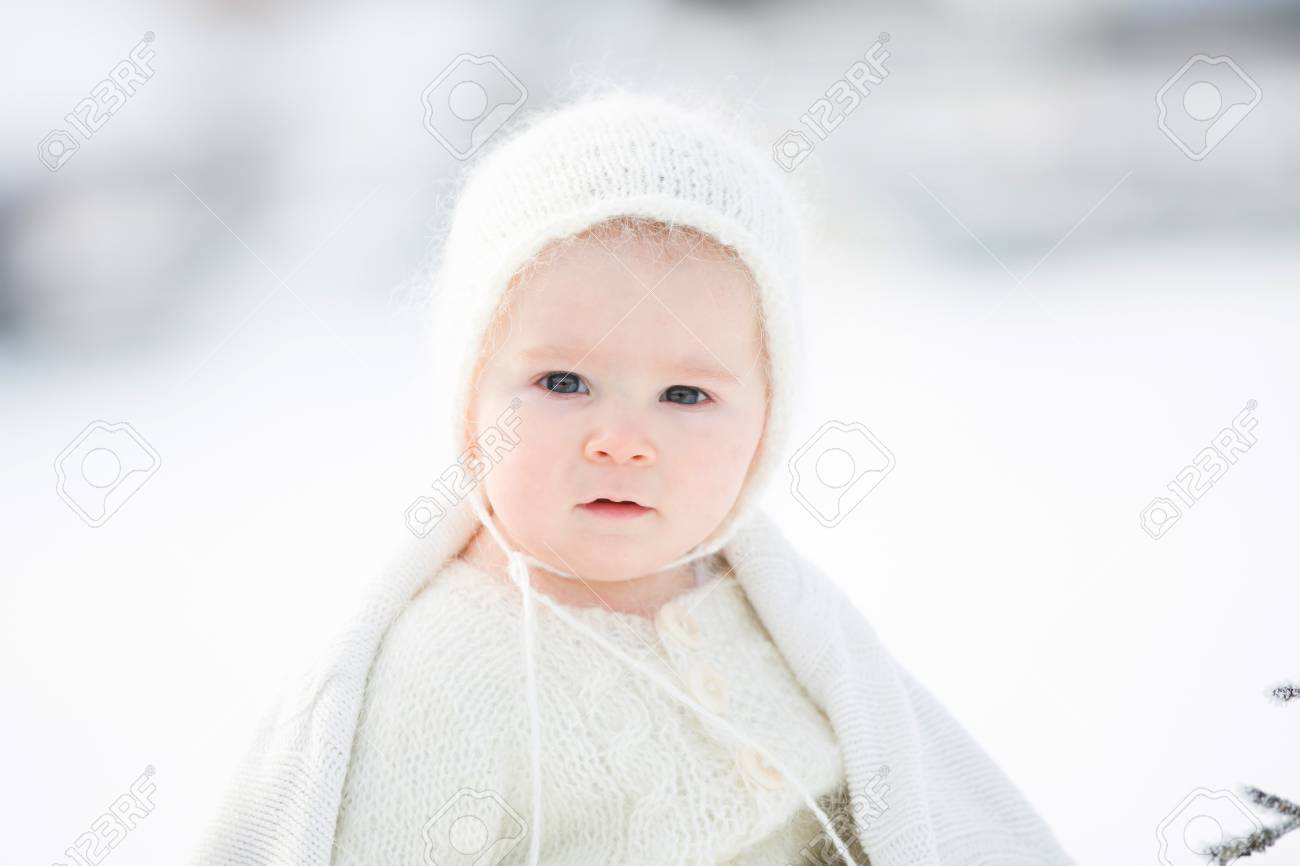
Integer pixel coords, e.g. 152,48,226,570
537,373,710,406
663,385,710,406
539,371,588,395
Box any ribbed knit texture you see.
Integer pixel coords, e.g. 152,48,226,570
330,553,856,866
191,492,1078,866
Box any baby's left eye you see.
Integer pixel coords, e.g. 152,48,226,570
663,385,709,406
539,371,588,395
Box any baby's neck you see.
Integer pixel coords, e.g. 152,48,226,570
457,526,698,618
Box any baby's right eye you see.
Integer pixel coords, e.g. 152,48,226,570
538,371,588,396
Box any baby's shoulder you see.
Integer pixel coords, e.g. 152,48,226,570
404,555,515,624
368,556,519,686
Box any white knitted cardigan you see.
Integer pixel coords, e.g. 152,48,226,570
330,547,852,865
191,489,1077,866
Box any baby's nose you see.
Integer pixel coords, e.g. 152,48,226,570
583,431,656,465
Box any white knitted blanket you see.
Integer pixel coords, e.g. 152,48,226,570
191,492,1077,866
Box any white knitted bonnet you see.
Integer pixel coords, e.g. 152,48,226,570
429,88,809,571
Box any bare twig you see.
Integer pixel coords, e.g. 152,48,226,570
1202,681,1300,862
1205,810,1300,863
1270,682,1300,705
1244,787,1300,821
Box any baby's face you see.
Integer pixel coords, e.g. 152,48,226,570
468,226,769,583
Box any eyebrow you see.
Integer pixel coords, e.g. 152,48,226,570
518,343,738,383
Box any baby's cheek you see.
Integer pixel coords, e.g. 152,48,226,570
519,425,576,479
518,433,575,491
513,398,580,445
682,427,751,472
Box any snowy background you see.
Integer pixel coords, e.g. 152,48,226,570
3,0,1298,863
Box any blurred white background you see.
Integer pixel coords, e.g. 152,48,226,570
3,0,1298,863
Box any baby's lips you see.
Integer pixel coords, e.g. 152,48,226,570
582,496,651,508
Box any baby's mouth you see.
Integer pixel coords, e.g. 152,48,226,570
579,498,653,519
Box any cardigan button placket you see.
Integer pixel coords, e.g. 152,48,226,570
688,660,729,716
654,597,703,650
737,743,785,791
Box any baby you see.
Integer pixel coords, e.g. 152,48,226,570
194,91,1076,866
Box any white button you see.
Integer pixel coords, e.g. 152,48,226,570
736,744,784,790
655,599,702,649
689,662,729,715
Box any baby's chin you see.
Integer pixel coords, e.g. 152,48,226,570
547,532,685,584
